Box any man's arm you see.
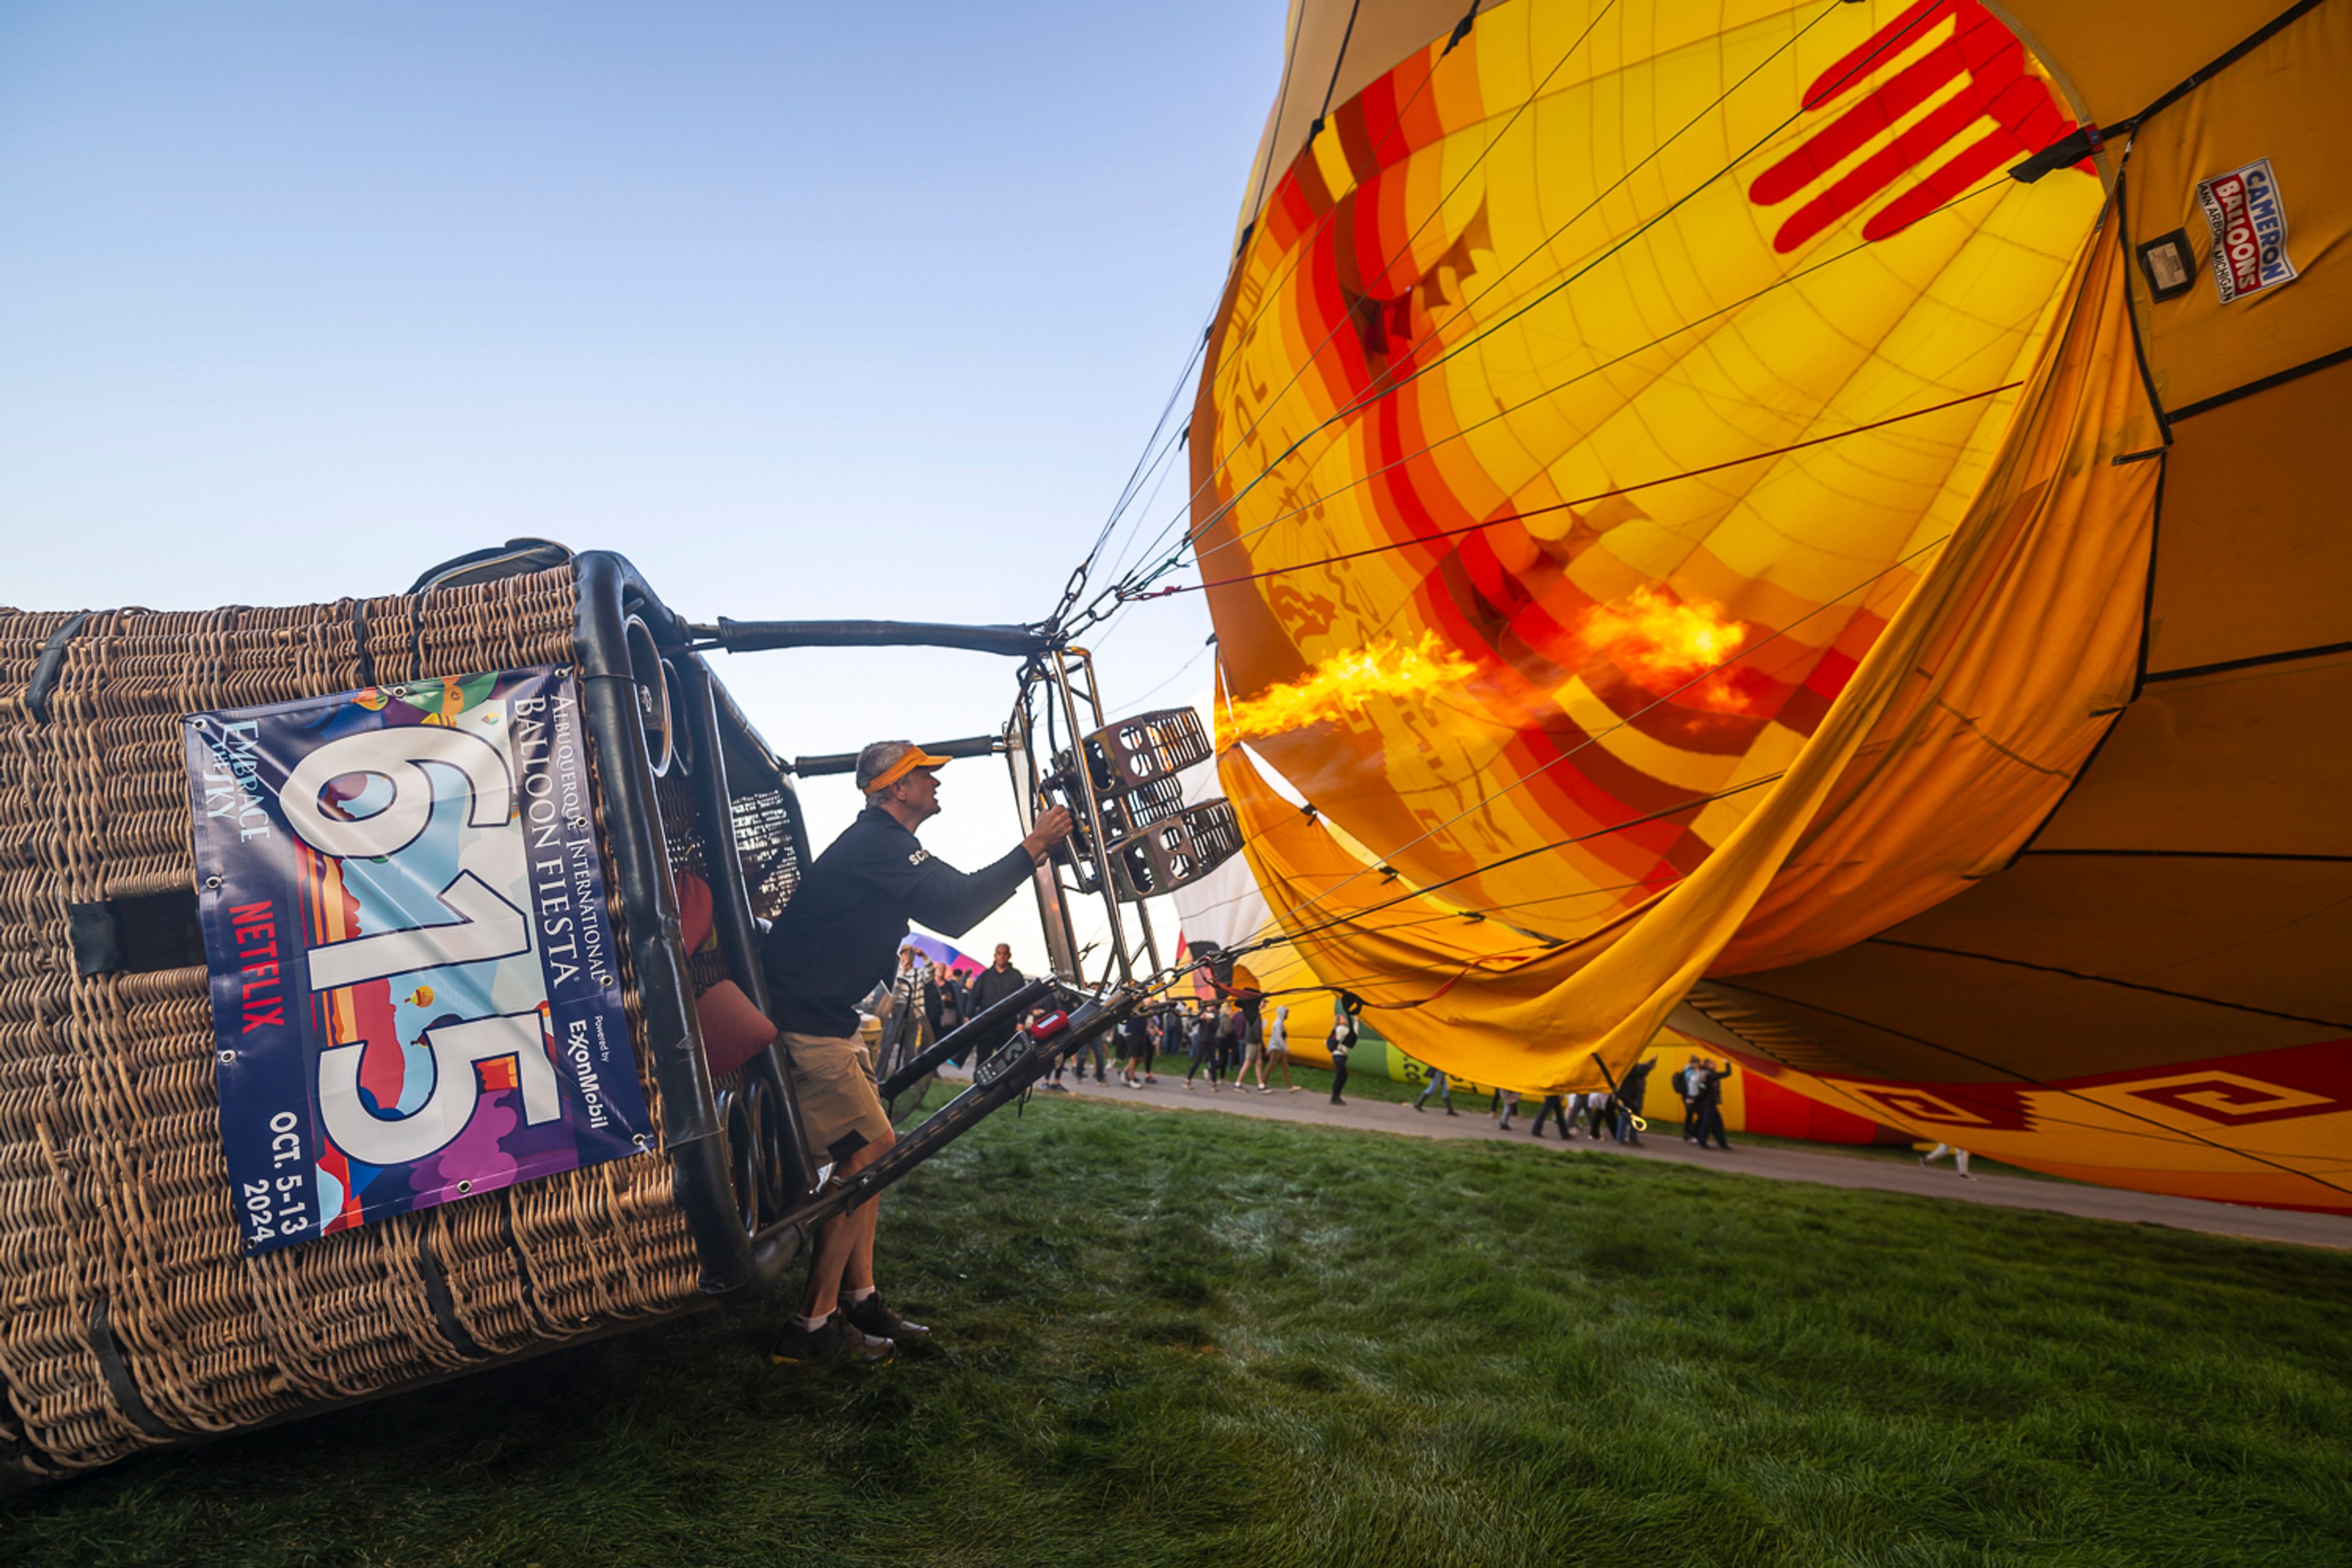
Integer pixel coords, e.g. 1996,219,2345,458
901,846,1036,939
884,807,1076,941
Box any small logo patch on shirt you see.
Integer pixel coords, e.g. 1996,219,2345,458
908,849,930,867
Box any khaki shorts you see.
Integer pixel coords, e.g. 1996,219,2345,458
778,1031,893,1164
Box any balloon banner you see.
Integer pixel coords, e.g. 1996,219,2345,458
186,666,651,1254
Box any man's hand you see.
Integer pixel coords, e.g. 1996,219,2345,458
1022,804,1076,862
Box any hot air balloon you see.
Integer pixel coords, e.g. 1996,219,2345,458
1185,0,2351,1210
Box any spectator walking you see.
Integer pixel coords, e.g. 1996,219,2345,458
1213,1001,1242,1084
1068,1013,1110,1085
1614,1058,1655,1145
1692,1058,1734,1150
1584,1091,1615,1140
1561,1090,1599,1142
1672,1055,1703,1142
1115,1010,1152,1088
872,944,929,1084
1413,1066,1458,1115
1146,1007,1178,1084
1920,1144,1976,1179
1240,1004,1276,1092
925,959,962,1042
1263,1004,1297,1091
1527,1093,1568,1137
1185,1003,1223,1091
1493,1087,1518,1131
1327,992,1363,1104
1236,987,1265,1079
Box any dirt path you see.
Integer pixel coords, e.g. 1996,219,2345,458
957,1068,2352,1252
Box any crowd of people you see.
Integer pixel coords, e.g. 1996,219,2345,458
1480,1057,1660,1145
873,959,1752,1158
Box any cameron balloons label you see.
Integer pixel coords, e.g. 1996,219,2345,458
186,667,650,1254
2196,157,2297,304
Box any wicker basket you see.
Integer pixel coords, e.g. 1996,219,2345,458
0,556,805,1482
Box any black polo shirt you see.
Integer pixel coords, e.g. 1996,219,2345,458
761,805,1035,1039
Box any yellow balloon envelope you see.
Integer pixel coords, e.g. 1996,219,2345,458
1192,0,2352,1210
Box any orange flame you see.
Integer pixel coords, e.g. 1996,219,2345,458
1225,633,1477,741
1578,587,1753,711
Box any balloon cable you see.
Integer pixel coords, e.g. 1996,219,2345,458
1115,0,1945,601
1131,380,2021,598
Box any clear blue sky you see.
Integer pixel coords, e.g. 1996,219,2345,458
0,1,1283,967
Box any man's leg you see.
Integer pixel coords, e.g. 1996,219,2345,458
799,1128,894,1318
771,1032,910,1363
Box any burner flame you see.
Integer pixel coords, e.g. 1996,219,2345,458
1578,588,1754,712
1224,633,1477,741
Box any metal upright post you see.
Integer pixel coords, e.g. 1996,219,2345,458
1049,648,1135,986
1005,698,1083,984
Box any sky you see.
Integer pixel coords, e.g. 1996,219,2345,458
0,1,1284,971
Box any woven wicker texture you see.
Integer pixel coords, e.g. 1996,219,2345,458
0,567,701,1476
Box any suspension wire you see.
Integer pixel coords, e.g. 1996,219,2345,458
1113,0,1950,602
1224,771,1786,973
1097,0,1656,598
1047,325,1213,636
1107,637,1216,712
1184,175,2016,576
1137,381,2021,598
1191,872,1684,995
1097,421,1194,592
1152,522,1956,993
1114,2,1852,594
1174,0,1624,485
1084,332,1207,570
1074,172,2009,663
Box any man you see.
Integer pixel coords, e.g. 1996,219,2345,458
1672,1055,1700,1141
1183,1001,1221,1091
1054,993,1109,1088
1615,1057,1654,1145
1584,1091,1614,1140
1693,1057,1734,1151
924,957,962,1042
966,942,1028,1069
1414,1067,1457,1115
1115,1009,1152,1088
1262,1003,1296,1091
871,943,929,1083
761,741,1072,1364
1327,990,1363,1105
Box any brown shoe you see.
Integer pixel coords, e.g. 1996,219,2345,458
771,1311,892,1366
843,1290,931,1344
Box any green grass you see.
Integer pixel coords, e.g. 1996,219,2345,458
8,1098,2351,1567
